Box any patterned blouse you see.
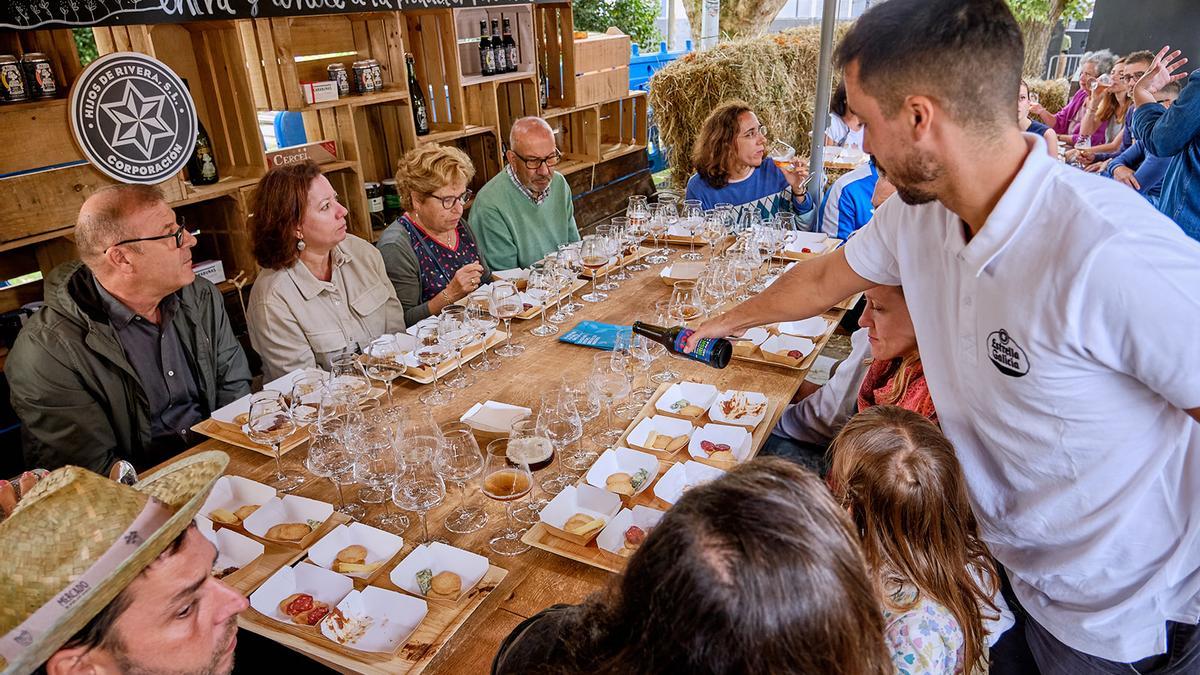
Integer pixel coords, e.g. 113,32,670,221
883,584,967,675
399,214,483,304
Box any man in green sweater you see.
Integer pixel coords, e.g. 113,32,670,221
469,116,581,270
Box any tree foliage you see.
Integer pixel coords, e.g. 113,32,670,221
681,0,791,43
573,0,662,49
73,28,98,66
1007,0,1094,78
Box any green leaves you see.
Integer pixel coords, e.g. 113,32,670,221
573,0,663,49
1006,0,1094,23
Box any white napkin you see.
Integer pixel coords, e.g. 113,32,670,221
462,401,531,433
661,262,705,281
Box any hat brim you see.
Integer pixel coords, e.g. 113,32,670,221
6,451,228,675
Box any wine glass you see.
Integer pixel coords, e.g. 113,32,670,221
619,215,648,272
330,354,372,403
556,243,584,313
439,305,476,389
1029,91,1040,106
537,390,583,493
490,280,525,357
678,208,705,262
588,353,631,447
466,292,500,371
659,191,680,230
246,391,304,492
438,423,488,534
483,438,534,556
669,280,702,324
594,225,619,292
651,300,683,383
306,429,366,520
628,334,657,403
767,138,797,171
646,202,669,264
608,218,631,281
392,440,446,545
415,323,453,405
363,335,404,405
702,210,728,260
528,264,560,337
507,419,556,525
355,426,409,533
557,376,602,471
579,235,609,302
627,194,649,249
548,256,575,323
288,372,326,426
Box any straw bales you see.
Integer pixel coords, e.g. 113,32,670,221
1027,77,1071,114
648,25,845,191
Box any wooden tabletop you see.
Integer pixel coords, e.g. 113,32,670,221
163,252,847,674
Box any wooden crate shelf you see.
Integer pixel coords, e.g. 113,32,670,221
238,12,406,113
599,91,648,161
463,74,539,148
453,4,535,83
533,3,629,109
547,106,599,166
403,9,467,133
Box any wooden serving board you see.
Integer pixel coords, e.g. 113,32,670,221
579,246,653,278
399,330,508,385
191,419,309,457
237,564,507,674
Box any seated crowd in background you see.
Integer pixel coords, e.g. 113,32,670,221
1032,48,1117,147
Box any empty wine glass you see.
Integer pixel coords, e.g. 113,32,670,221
289,372,326,426
556,243,584,313
330,354,372,403
528,265,560,337
439,305,476,389
246,391,304,492
355,426,409,533
621,215,649,272
392,440,446,545
646,202,669,264
608,218,631,281
483,438,534,556
588,353,631,447
594,225,620,292
701,211,727,260
415,323,453,405
538,389,583,493
363,335,404,405
466,292,500,371
490,280,525,357
579,235,609,303
306,430,366,520
438,423,488,534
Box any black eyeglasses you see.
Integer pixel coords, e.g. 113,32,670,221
425,190,474,210
512,149,562,170
109,219,199,250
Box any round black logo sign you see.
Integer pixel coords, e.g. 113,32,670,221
986,329,1030,378
69,52,197,185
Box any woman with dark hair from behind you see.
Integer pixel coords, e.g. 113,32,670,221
492,457,891,675
826,81,864,150
828,406,1013,674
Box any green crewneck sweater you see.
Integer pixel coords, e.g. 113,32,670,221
469,169,580,270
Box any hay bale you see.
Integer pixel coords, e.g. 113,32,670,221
1027,77,1070,114
648,25,847,192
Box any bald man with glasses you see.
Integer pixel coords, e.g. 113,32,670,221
469,116,581,270
8,184,251,474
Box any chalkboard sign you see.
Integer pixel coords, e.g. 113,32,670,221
1,0,547,30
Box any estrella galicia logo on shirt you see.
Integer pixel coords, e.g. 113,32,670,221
68,52,197,185
986,329,1029,378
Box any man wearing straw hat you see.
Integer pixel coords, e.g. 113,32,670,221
7,184,252,475
0,451,248,675
688,0,1200,670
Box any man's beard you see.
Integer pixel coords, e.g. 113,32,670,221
877,148,942,205
113,618,238,675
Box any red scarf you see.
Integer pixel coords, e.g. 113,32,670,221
857,356,938,424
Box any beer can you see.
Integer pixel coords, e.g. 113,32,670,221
0,55,28,103
21,53,56,99
366,59,384,91
351,60,376,95
327,63,350,97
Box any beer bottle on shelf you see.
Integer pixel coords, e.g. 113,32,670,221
405,53,430,136
490,19,508,73
182,80,219,186
539,59,549,109
502,17,519,72
632,321,732,369
479,20,495,76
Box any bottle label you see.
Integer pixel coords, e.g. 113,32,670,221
368,197,383,212
672,328,716,364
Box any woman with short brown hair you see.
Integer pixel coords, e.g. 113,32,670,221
247,160,403,380
377,144,490,326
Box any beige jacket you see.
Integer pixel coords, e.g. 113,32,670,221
248,235,405,380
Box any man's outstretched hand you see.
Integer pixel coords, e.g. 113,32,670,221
683,313,744,353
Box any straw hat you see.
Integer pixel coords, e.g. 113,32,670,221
0,451,228,674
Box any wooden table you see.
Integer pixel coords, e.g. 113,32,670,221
163,252,847,674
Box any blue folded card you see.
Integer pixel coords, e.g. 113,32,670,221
557,321,631,351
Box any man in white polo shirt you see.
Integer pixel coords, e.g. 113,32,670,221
687,0,1200,672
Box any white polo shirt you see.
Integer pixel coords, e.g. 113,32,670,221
843,136,1200,662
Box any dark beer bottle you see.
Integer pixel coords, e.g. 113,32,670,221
502,17,519,72
405,53,430,136
632,322,732,369
182,80,218,186
490,19,507,73
479,20,495,76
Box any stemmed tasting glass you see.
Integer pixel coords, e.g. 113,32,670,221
646,202,669,264
305,429,366,520
556,243,584,313
392,440,446,545
645,337,676,385
659,191,680,230
466,292,500,371
669,280,703,324
547,255,574,324
438,422,488,534
508,419,556,525
588,352,631,447
611,330,643,417
608,218,632,281
732,250,757,302
619,216,648,272
415,323,453,405
356,426,409,533
535,395,581,493
288,372,326,426
528,264,560,337
330,353,373,403
628,333,657,404
767,138,797,171
490,280,525,357
627,194,649,255
701,210,728,260
363,335,404,406
579,235,609,303
439,305,476,389
483,438,534,556
556,376,601,471
594,225,620,291
246,391,304,492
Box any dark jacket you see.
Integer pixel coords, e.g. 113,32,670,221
1133,68,1200,241
7,261,252,474
376,218,492,326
